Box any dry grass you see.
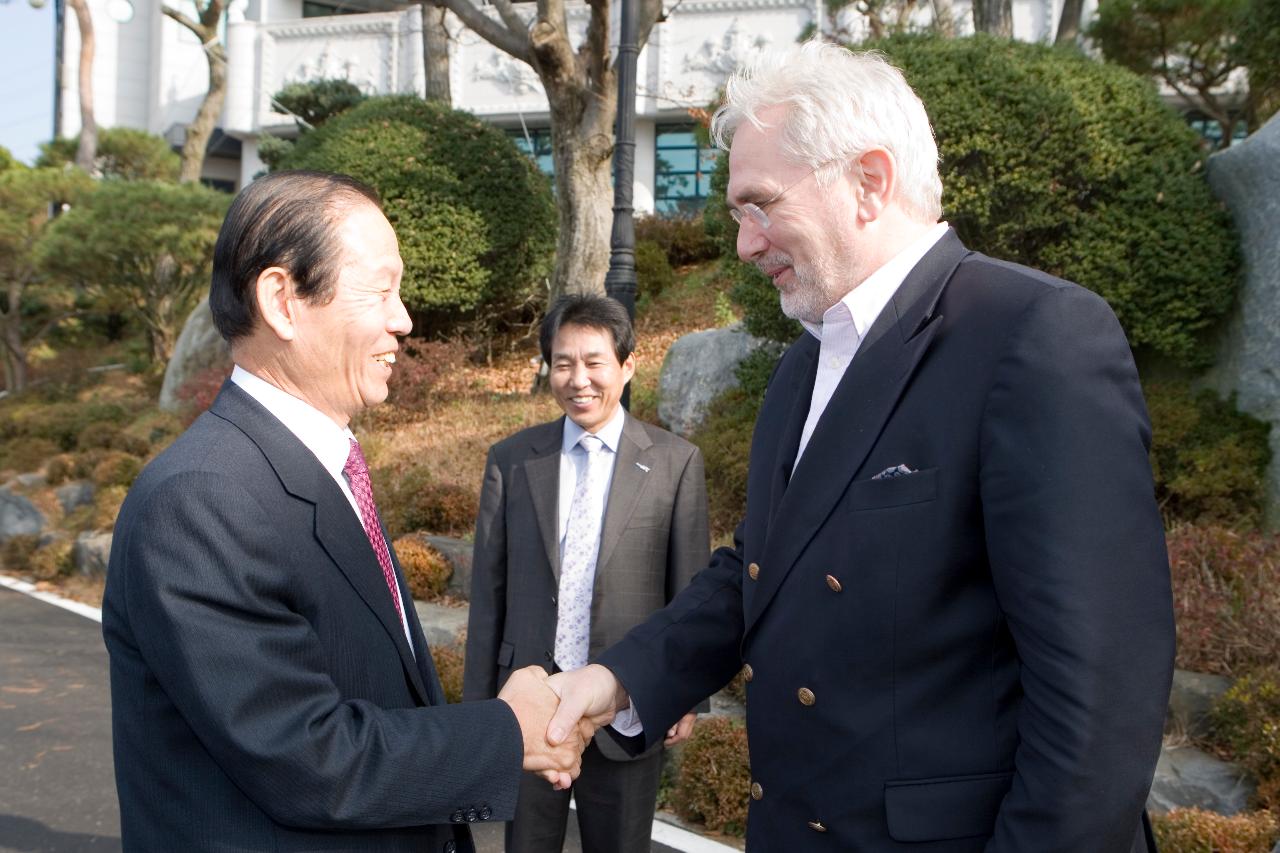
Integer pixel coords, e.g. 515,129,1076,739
360,261,729,503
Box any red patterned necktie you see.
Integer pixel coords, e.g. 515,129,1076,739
343,438,405,624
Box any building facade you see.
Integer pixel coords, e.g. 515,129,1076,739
58,0,1105,210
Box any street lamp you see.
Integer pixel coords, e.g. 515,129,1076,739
604,0,639,405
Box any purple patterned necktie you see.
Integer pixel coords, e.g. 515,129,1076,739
343,438,405,624
555,434,609,671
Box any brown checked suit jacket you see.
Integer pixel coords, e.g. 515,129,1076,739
463,413,710,759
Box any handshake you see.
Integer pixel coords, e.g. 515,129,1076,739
496,663,697,790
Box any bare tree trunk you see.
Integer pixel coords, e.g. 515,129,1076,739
422,2,452,104
1,282,30,393
545,90,614,295
1055,0,1084,44
439,0,663,301
66,0,96,170
931,0,956,36
163,1,229,184
972,0,1011,36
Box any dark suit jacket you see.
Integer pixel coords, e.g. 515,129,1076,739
463,413,709,760
598,231,1175,851
102,382,523,852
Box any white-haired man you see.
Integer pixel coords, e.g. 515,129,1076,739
547,42,1173,851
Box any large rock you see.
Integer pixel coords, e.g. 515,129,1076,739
412,599,468,650
1205,114,1280,529
1167,669,1233,738
159,296,232,412
658,325,778,437
0,488,46,542
427,535,473,600
55,480,95,515
73,531,113,577
1148,744,1253,816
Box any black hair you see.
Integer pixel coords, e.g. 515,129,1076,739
209,170,382,342
539,294,636,366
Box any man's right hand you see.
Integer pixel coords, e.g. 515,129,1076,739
545,664,629,746
497,666,593,790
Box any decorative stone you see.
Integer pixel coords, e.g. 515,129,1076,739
1147,744,1253,816
73,531,113,577
55,480,96,515
14,472,47,488
0,488,46,542
159,296,232,412
658,325,779,438
426,535,473,600
1205,114,1280,529
412,599,468,650
1167,669,1233,738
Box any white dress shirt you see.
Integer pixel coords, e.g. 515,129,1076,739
230,365,415,652
794,222,950,468
555,406,643,735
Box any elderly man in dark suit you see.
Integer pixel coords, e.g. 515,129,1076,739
464,294,709,853
103,170,591,853
546,42,1175,851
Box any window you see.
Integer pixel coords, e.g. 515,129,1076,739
655,124,718,216
1185,111,1248,149
302,1,366,18
508,127,555,177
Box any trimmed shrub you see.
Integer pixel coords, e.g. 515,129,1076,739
430,643,465,704
385,340,463,412
706,35,1240,366
1,400,132,450
91,451,142,489
91,485,128,531
1146,382,1271,528
1,534,39,572
377,465,480,538
1167,525,1280,676
0,437,60,473
272,78,366,128
175,365,234,427
37,126,181,182
393,535,452,601
673,716,751,835
277,96,556,337
44,454,77,486
636,214,718,266
1211,669,1280,810
690,349,779,537
29,539,72,581
1151,808,1278,853
635,240,676,302
76,422,150,456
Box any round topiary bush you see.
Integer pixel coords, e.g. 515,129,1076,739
277,96,556,337
707,35,1239,368
1151,807,1279,853
392,534,453,601
673,716,751,836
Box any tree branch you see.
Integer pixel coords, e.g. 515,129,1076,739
161,5,204,36
488,0,529,45
439,0,531,63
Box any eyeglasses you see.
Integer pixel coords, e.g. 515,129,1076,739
728,161,835,230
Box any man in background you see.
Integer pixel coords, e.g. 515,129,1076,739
465,294,709,853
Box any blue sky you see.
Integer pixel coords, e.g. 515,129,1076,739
0,1,57,165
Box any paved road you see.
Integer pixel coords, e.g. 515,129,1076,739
0,587,694,853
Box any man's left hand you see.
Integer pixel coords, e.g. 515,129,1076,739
664,712,697,747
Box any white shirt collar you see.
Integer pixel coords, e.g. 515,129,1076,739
561,405,626,455
230,364,356,480
801,222,951,344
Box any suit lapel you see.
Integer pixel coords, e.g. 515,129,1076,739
522,420,565,580
745,230,969,636
596,415,654,576
209,383,431,705
769,338,819,519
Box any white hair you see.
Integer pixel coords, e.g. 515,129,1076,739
711,40,943,221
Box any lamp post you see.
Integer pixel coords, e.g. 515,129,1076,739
604,0,639,405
